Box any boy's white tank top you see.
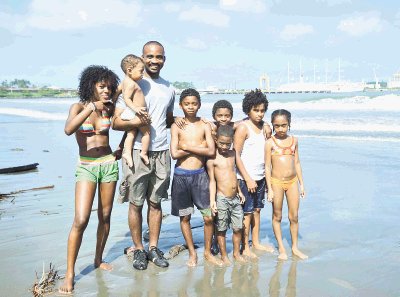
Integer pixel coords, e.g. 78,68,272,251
237,121,265,181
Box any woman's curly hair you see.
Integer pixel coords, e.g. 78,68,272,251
78,65,120,103
242,89,268,114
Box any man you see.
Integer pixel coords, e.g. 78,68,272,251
112,41,175,270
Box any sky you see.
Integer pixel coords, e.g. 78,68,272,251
1,0,400,89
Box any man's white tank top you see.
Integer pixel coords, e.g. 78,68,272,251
237,121,265,181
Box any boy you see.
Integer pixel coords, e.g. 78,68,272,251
207,125,247,265
170,88,223,267
209,99,272,255
234,89,274,259
210,99,272,140
118,54,150,167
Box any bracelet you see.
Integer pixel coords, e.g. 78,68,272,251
88,102,96,112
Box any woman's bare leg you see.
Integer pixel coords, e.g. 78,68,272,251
94,181,117,270
59,181,96,294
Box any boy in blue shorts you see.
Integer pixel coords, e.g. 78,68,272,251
234,89,274,258
170,88,224,267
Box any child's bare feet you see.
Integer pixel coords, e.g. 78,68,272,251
187,253,198,267
221,255,232,266
242,248,258,259
204,253,224,267
140,151,149,165
253,243,275,253
122,151,134,167
233,254,247,263
278,251,288,260
58,273,74,295
94,259,113,271
292,248,308,260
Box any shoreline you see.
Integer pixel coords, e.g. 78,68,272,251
0,95,399,296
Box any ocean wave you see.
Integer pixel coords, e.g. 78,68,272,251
277,94,400,111
0,98,76,105
0,108,66,120
292,120,399,133
297,134,400,143
196,94,400,112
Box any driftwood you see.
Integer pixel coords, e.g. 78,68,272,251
0,185,54,200
30,262,60,297
0,163,39,174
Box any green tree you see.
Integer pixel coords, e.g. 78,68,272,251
10,79,31,88
1,80,9,88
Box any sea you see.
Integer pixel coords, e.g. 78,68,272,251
0,91,399,296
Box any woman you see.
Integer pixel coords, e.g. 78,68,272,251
59,65,120,294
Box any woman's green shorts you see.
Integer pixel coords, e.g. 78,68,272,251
75,154,119,183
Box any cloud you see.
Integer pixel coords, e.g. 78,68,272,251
179,5,229,28
6,0,142,31
164,2,181,13
319,0,351,5
337,13,383,36
219,0,267,13
184,38,207,50
280,23,314,41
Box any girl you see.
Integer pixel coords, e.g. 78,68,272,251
59,65,120,294
265,109,307,260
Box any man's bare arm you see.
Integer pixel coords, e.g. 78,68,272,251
111,106,149,131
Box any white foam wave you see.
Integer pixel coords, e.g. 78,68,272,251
276,94,400,111
0,98,76,105
297,134,400,143
196,94,400,112
292,120,399,133
0,108,66,121
270,95,400,112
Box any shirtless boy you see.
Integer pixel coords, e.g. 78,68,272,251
207,125,247,265
170,88,223,267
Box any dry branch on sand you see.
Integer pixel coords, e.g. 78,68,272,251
0,185,54,200
30,263,61,297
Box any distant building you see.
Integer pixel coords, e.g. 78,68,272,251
388,72,400,89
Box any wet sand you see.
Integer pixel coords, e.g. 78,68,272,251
1,108,400,296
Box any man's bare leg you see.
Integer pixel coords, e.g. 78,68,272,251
128,203,144,250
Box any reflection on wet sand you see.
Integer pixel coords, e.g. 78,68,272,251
269,260,298,297
175,262,263,297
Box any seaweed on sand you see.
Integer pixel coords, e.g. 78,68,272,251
30,263,60,297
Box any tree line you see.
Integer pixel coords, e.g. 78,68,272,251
1,79,34,89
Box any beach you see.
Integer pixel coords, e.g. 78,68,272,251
0,93,400,296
